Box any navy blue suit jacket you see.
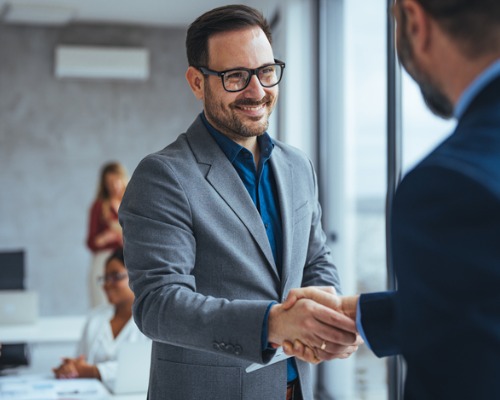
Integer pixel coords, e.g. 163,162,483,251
360,76,500,399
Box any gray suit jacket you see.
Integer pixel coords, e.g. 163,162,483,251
119,116,341,400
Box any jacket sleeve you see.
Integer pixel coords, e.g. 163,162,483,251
300,158,341,293
358,291,399,357
119,154,275,364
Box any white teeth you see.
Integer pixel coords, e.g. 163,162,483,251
240,104,264,111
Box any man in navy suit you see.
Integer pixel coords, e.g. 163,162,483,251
283,0,500,398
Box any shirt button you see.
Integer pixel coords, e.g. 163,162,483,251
234,346,242,355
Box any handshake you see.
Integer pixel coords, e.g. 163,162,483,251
267,287,361,364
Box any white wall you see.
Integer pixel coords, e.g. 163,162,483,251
0,24,201,315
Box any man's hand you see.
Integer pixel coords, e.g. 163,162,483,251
273,286,362,364
267,291,358,363
283,286,359,319
282,335,363,364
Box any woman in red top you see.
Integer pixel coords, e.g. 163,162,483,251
86,162,128,308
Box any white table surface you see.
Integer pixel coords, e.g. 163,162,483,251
0,316,147,398
0,315,86,344
0,374,146,399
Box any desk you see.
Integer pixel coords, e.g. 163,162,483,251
0,374,146,399
0,315,86,374
0,318,147,399
0,315,86,343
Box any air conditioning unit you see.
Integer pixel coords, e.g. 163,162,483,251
55,45,150,81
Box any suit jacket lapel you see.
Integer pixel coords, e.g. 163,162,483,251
269,145,294,292
186,117,279,279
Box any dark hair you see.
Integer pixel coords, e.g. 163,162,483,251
106,247,125,267
186,4,272,67
415,0,500,57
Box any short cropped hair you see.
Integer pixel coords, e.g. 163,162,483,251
186,4,272,67
415,0,500,57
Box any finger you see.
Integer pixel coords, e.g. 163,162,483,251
283,286,339,312
339,346,358,359
282,341,295,355
303,345,321,364
354,334,364,345
336,345,359,359
291,287,340,310
317,286,337,296
291,340,320,364
315,343,359,361
311,303,358,335
281,294,298,311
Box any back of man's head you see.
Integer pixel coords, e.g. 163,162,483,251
186,4,272,68
414,0,500,58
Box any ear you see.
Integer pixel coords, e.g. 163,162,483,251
400,0,432,55
185,66,205,100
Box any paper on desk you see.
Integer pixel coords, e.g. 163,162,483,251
0,375,110,399
246,347,292,373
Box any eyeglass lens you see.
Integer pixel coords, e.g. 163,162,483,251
97,272,127,284
224,64,282,91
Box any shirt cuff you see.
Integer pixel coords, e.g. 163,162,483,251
261,301,278,350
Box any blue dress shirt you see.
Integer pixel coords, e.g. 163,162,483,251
201,113,298,382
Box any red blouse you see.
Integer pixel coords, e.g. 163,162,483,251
86,199,122,253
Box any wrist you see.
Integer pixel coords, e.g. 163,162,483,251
341,295,360,319
267,303,283,345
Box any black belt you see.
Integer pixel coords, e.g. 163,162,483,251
286,379,299,400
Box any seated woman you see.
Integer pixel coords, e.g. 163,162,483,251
52,247,149,388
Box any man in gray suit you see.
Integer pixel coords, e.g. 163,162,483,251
119,5,359,400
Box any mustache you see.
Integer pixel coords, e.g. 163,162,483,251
232,97,271,107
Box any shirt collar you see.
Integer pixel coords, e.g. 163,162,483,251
454,58,500,119
200,112,274,162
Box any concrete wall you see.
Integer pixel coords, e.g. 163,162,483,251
0,24,201,315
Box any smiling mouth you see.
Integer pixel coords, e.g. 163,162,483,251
238,103,266,111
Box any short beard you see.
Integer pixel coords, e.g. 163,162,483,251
204,84,272,139
397,15,454,119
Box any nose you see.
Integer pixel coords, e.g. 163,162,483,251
242,74,266,98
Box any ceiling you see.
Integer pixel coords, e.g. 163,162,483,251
0,0,282,27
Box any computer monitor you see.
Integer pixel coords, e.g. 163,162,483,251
0,250,25,290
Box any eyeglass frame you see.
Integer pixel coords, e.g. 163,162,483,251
196,59,286,93
97,272,128,285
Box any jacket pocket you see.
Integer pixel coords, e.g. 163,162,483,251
151,358,242,400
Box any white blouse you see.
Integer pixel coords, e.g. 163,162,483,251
76,304,150,389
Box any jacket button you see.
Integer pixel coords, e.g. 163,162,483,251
225,344,234,353
212,342,220,350
234,345,242,355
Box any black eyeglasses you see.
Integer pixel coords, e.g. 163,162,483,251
97,272,128,285
197,59,285,93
